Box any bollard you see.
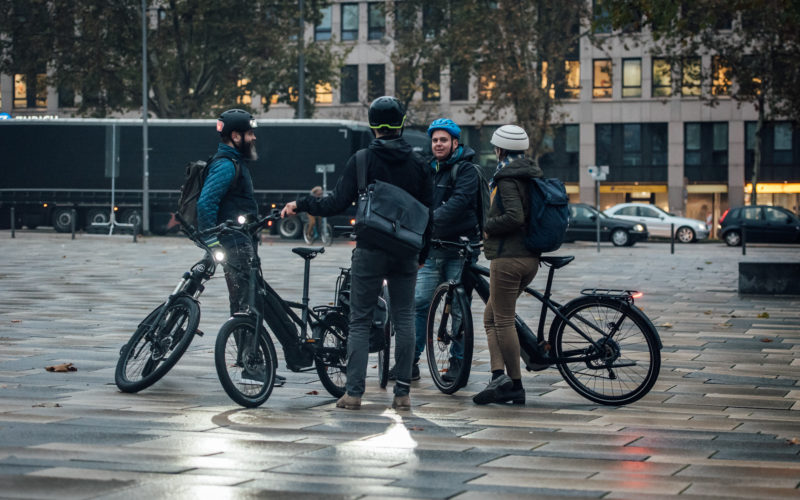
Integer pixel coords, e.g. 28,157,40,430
71,209,76,240
133,221,139,243
10,207,15,238
741,223,746,256
670,223,674,254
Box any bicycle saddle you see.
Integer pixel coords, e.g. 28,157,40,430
292,247,325,259
540,255,574,269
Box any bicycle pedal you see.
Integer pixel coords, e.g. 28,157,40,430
195,329,204,337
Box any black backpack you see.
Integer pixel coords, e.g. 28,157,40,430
450,162,491,236
175,153,240,229
523,178,569,253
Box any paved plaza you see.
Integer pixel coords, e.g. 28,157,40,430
0,230,799,499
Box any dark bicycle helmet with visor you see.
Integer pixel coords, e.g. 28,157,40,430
217,109,257,138
368,96,406,131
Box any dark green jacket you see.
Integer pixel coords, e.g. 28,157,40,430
483,157,543,260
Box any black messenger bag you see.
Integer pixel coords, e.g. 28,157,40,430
354,149,428,257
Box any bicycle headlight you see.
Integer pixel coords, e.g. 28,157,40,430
237,215,247,224
214,250,226,262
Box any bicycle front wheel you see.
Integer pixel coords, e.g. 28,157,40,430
321,222,333,246
214,316,277,408
315,312,349,398
549,296,661,406
426,283,473,394
115,296,199,393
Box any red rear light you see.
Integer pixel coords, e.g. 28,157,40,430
631,291,643,299
719,209,729,224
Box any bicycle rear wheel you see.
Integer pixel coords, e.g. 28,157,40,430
549,296,661,406
214,316,277,408
426,283,473,394
115,296,199,393
315,312,349,398
321,222,333,246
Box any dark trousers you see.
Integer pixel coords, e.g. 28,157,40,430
222,238,256,315
348,247,418,397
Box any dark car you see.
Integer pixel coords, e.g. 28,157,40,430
719,205,800,246
565,203,649,246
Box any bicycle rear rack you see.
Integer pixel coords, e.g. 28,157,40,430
581,288,642,303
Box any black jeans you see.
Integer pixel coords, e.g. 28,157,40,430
222,237,257,315
348,247,418,397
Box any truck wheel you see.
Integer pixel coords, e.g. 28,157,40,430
86,209,109,233
52,208,78,233
279,216,303,239
120,209,142,232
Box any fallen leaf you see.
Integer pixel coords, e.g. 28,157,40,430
705,261,712,265
787,437,800,445
32,402,62,408
45,363,77,372
11,320,21,323
757,312,770,318
696,267,704,270
703,311,713,315
62,255,67,259
659,323,673,329
760,338,774,343
408,426,425,431
716,323,732,329
306,390,319,395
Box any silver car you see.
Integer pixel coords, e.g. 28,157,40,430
604,203,709,243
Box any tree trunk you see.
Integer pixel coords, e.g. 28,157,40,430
751,93,764,206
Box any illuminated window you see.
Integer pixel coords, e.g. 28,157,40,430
681,57,701,97
652,58,672,97
712,56,730,96
14,74,27,108
479,73,497,100
315,82,332,104
14,73,47,108
262,94,279,106
622,58,642,97
593,59,612,98
542,61,580,99
236,78,252,105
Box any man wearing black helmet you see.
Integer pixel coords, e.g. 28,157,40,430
281,96,433,411
198,109,286,386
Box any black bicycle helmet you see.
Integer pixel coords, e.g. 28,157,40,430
217,108,257,138
368,96,406,130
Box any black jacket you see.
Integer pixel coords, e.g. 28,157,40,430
429,145,481,258
297,135,433,263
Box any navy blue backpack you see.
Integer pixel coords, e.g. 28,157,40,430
524,178,569,253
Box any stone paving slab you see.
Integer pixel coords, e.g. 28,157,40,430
1,232,799,498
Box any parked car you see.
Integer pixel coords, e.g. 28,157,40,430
565,203,649,247
604,203,709,243
719,205,800,246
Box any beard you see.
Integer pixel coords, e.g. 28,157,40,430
237,138,258,161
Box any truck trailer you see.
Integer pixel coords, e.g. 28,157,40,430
0,118,405,236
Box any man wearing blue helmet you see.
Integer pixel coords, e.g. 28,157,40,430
388,117,481,383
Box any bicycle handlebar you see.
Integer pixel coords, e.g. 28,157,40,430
176,210,282,251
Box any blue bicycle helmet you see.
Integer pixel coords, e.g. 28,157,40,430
427,118,461,139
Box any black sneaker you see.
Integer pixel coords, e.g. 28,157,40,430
274,374,286,387
472,374,513,405
388,363,420,381
441,357,462,383
496,386,525,405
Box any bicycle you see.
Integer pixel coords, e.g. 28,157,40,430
115,213,224,393
426,238,662,406
213,215,390,408
303,215,333,246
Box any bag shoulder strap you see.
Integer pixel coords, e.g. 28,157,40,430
356,149,369,193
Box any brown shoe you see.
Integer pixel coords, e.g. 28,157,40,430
336,394,361,410
392,394,411,411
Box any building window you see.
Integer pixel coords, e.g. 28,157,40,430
14,73,47,109
774,122,793,164
622,58,642,97
593,0,611,34
681,57,701,96
367,64,385,101
394,2,417,34
623,123,642,166
315,6,332,41
479,73,497,100
652,58,672,97
563,60,580,99
712,57,730,96
315,82,332,105
565,124,579,153
422,64,440,101
58,85,75,108
593,59,612,98
341,3,359,41
450,63,469,101
713,122,728,166
368,3,385,40
340,65,358,103
685,123,701,166
422,4,443,39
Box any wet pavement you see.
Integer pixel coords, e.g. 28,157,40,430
0,231,799,499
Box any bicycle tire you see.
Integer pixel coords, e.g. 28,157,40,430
377,318,392,388
303,222,315,245
548,295,661,406
321,223,333,246
315,311,349,398
115,296,200,393
214,316,277,408
426,282,473,394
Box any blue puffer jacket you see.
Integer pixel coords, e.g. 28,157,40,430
197,144,257,243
